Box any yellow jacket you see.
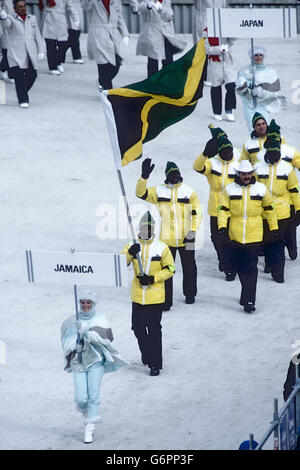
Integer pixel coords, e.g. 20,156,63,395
135,178,202,247
193,149,240,217
122,237,175,305
254,157,300,220
218,179,278,244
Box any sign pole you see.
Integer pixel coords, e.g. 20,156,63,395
71,248,83,364
249,4,257,109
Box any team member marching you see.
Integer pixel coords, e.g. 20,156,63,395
217,160,278,313
61,290,128,444
122,212,175,376
136,160,202,310
0,0,45,107
255,128,300,283
193,125,240,280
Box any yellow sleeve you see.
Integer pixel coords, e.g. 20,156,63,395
287,169,300,211
153,246,175,283
135,178,158,204
193,153,212,176
217,189,231,229
121,243,134,266
190,191,203,232
239,144,250,163
292,148,300,171
262,189,278,231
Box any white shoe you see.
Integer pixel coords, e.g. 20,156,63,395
84,423,95,444
213,114,223,121
73,59,84,64
225,112,235,122
57,64,64,73
49,70,61,75
19,102,29,108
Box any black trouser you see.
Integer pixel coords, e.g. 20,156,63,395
147,38,174,77
210,216,233,273
227,242,260,306
210,82,236,115
97,54,122,89
131,302,163,369
285,206,297,260
45,38,68,70
9,59,37,104
0,49,13,78
164,245,197,308
263,218,290,281
63,29,82,61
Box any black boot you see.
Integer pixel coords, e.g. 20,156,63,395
150,367,160,376
244,302,256,313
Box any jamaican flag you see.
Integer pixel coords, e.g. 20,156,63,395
99,39,207,169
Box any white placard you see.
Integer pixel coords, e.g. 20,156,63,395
207,8,297,38
25,250,128,287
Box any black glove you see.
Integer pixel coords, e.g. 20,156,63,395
141,158,155,179
218,227,229,241
137,274,155,286
270,230,280,240
183,230,196,244
294,211,300,226
128,243,141,257
203,138,218,158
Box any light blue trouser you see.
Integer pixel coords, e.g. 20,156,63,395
73,362,105,421
242,100,270,133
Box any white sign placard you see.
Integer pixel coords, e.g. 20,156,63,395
25,250,128,287
207,8,297,38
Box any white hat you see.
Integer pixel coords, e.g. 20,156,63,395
78,289,99,304
248,45,266,59
235,160,254,173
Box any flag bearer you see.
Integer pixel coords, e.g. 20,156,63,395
122,212,175,376
218,161,278,313
61,290,128,443
255,133,300,283
193,125,240,281
136,160,202,310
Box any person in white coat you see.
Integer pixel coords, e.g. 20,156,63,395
0,0,15,82
0,0,45,107
136,0,186,78
61,290,128,444
39,0,79,75
81,0,129,89
236,45,287,132
64,0,84,64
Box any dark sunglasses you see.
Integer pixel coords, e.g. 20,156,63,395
80,300,92,305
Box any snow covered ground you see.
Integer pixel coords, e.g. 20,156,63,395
0,32,300,451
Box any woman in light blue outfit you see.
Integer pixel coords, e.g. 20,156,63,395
236,45,287,132
61,290,128,443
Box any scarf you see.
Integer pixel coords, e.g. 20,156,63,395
19,14,27,21
208,37,221,62
38,0,56,11
102,0,110,15
78,303,97,321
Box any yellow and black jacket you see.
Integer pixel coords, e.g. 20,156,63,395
218,179,278,245
122,237,175,305
255,156,300,220
135,179,202,247
193,149,240,217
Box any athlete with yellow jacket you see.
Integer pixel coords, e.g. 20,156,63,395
122,212,175,376
136,159,202,310
218,160,278,313
255,135,300,283
193,125,240,280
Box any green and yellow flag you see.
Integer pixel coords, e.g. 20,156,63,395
100,39,207,169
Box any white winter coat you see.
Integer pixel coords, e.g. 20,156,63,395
81,0,129,66
66,0,83,30
40,0,79,41
205,37,236,87
0,0,14,49
136,0,186,61
0,13,45,70
192,0,226,44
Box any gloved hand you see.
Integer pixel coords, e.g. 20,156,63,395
132,6,138,14
147,1,155,9
38,52,45,61
154,1,162,10
75,320,89,338
183,230,196,244
128,242,141,257
220,44,228,53
252,86,263,98
137,274,155,286
270,230,280,240
0,9,8,20
141,157,155,179
218,227,229,241
294,211,300,226
123,36,129,47
203,138,218,158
